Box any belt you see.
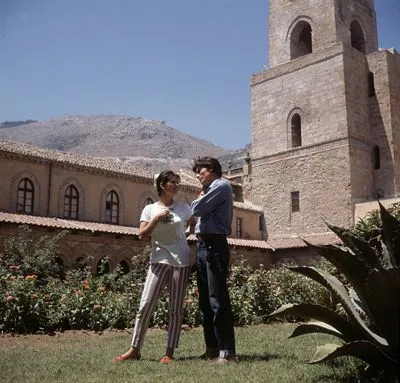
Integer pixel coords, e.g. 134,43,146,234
196,233,226,241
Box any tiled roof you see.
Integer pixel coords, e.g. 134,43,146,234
186,234,272,249
0,212,140,237
0,139,198,191
233,201,263,213
267,233,341,250
0,212,341,250
0,212,272,249
0,139,154,180
176,170,201,188
227,237,272,249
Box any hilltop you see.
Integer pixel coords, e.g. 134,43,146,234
0,115,248,171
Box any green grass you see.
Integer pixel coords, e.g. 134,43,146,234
0,324,362,383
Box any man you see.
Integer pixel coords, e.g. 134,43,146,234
191,156,236,364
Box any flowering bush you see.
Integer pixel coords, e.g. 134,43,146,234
0,226,334,333
0,269,48,332
229,259,333,325
0,225,67,281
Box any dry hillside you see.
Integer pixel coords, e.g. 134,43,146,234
0,115,249,171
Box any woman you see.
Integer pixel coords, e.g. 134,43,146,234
112,170,196,364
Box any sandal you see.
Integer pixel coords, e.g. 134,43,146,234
112,352,141,363
160,355,173,364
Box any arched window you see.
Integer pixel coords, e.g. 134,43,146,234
105,190,119,224
64,185,79,219
55,257,66,279
17,178,34,214
96,258,110,275
119,260,130,274
372,145,380,169
75,256,89,272
290,21,312,60
368,71,375,97
143,197,153,208
350,20,366,54
55,257,64,267
291,114,302,147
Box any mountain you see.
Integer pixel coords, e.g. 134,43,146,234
0,115,248,171
0,120,38,128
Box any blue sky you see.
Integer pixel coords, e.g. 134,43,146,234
1,1,399,150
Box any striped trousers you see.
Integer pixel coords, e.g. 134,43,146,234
131,262,191,349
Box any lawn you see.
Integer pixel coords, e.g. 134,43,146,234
0,323,362,383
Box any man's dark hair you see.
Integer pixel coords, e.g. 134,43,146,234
155,170,180,197
192,156,222,178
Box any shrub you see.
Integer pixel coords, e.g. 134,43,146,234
0,225,67,281
269,203,400,382
0,226,336,334
229,258,333,325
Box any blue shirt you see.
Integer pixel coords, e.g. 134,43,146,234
191,178,233,236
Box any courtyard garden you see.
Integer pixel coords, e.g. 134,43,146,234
1,202,399,382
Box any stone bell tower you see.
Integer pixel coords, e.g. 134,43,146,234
248,0,400,238
268,0,378,68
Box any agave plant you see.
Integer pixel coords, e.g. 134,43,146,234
268,203,400,382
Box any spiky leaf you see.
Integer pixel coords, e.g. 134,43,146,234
325,222,381,270
380,241,395,269
289,322,347,341
348,288,366,316
309,343,339,363
288,266,388,347
304,242,375,321
269,303,365,341
379,202,400,267
366,268,400,354
309,341,399,373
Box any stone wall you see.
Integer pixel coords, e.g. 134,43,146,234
251,44,348,160
366,49,400,198
387,50,400,196
250,42,355,236
249,143,352,236
230,248,274,269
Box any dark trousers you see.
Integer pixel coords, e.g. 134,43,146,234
196,236,235,355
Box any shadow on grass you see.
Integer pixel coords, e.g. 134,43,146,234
175,352,281,362
309,374,360,383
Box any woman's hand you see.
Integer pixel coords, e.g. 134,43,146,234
155,206,171,221
139,207,172,240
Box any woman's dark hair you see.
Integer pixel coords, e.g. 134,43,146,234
192,156,222,177
155,170,180,197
